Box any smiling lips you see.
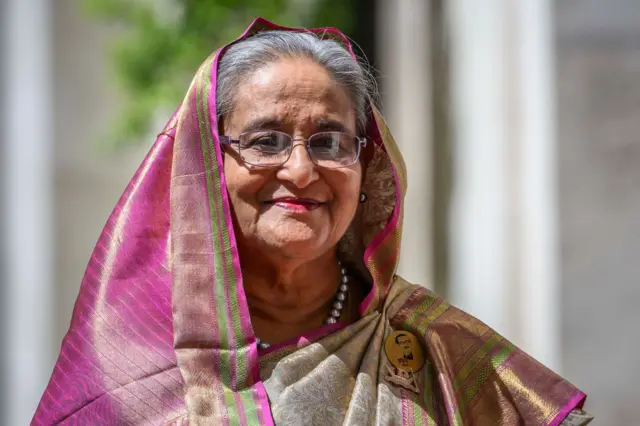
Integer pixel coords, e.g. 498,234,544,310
267,197,326,212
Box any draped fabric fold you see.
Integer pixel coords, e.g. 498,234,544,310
33,18,587,425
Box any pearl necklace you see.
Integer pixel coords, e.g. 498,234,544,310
256,262,351,350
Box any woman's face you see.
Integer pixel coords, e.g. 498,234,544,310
223,57,362,261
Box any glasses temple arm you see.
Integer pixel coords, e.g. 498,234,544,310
219,135,239,145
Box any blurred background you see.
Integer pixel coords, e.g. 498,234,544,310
2,0,639,424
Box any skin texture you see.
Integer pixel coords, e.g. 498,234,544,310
222,57,363,344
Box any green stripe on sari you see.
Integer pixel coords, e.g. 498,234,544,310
195,59,240,422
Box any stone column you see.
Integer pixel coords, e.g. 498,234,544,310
377,0,434,289
447,0,560,370
1,0,55,423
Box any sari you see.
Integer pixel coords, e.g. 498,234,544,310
32,18,591,425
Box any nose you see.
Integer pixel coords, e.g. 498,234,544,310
276,142,319,188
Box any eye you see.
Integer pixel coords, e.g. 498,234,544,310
243,132,286,153
310,135,339,153
314,136,336,147
250,134,278,147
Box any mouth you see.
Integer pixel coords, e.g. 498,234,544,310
265,197,327,212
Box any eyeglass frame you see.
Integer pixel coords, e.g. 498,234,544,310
219,130,368,169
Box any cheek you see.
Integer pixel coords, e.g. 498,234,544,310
327,169,362,222
223,155,242,199
223,155,264,210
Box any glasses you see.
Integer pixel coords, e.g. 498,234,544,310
220,130,367,169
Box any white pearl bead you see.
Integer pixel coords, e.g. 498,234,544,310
336,293,346,301
326,317,337,324
333,301,343,310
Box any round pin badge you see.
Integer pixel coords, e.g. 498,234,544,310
384,330,426,373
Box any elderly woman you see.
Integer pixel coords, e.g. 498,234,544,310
33,19,592,425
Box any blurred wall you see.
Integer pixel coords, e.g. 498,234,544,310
53,1,148,343
556,0,640,422
3,1,146,423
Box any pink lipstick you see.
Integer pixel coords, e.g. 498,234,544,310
268,197,324,212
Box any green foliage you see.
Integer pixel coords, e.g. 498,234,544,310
82,0,355,147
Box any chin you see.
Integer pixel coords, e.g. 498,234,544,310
260,228,332,260
269,244,323,260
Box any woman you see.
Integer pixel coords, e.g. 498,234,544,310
33,18,592,425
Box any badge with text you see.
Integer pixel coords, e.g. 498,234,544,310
384,330,425,393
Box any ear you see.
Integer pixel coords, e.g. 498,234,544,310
359,141,375,185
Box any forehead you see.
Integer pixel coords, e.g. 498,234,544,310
228,57,356,133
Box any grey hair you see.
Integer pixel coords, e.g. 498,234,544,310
216,30,376,134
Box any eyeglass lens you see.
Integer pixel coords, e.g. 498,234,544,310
238,130,360,167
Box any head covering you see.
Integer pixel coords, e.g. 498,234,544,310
33,18,588,425
32,17,403,425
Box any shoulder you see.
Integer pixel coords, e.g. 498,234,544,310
387,276,593,425
385,276,458,334
382,276,441,321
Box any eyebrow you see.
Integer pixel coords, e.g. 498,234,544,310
240,117,350,134
315,118,349,133
241,117,284,133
